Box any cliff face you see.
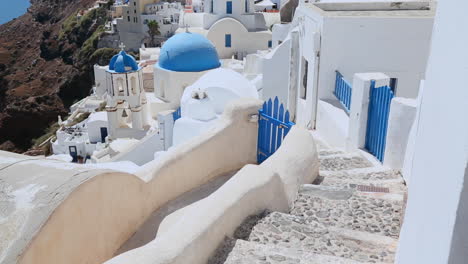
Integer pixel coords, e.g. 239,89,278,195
0,0,112,153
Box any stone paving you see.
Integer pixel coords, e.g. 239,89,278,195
291,185,403,238
210,149,407,264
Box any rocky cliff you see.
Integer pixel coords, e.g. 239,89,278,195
0,0,116,153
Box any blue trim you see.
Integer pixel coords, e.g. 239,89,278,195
225,34,232,48
226,1,232,14
334,70,352,112
365,81,394,162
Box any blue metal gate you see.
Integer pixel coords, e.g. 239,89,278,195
257,97,294,164
365,81,394,162
334,70,352,112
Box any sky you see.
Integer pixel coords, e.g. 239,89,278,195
0,0,30,24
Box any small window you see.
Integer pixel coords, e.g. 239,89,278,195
127,16,130,22
300,57,308,99
134,2,136,6
245,0,249,12
134,9,136,13
225,34,231,48
268,40,272,48
226,1,232,14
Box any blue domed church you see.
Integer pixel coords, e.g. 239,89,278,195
153,32,221,111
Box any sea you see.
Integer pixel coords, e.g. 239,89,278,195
0,0,31,24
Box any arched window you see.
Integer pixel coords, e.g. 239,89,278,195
130,76,137,95
117,77,124,96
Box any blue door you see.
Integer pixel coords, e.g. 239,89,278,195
69,146,78,163
226,1,232,14
365,81,394,162
100,127,108,143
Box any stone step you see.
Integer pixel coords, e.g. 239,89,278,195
314,168,406,194
221,238,368,264
319,167,403,182
246,211,397,263
319,153,373,171
291,185,404,238
318,149,345,157
314,178,407,194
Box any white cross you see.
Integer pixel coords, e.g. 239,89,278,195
119,42,126,51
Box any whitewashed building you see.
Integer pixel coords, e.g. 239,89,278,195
116,0,183,50
261,1,434,130
178,0,279,59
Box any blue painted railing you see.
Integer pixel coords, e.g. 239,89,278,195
365,80,394,162
173,107,181,121
257,97,294,164
334,71,352,112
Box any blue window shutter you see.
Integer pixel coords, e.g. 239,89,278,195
226,1,232,14
225,34,231,47
268,40,272,48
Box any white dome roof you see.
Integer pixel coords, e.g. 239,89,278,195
181,68,259,118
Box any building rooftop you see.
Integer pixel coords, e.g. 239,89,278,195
305,1,435,17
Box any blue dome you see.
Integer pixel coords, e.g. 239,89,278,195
108,50,139,73
158,33,221,72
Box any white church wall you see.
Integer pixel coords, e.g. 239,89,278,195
104,126,319,264
396,1,468,262
207,18,271,59
383,97,417,170
153,65,208,111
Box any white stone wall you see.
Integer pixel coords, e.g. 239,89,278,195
396,1,468,262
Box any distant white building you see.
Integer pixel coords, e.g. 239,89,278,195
51,112,108,162
115,0,183,50
141,2,182,37
179,0,280,59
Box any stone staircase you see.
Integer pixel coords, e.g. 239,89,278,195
208,148,407,264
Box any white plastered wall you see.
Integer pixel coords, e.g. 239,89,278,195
396,0,468,263
104,126,319,264
12,99,262,264
206,18,271,59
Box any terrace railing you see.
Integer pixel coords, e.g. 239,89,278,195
334,71,352,112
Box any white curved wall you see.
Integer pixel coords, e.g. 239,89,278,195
11,99,262,264
207,18,272,59
104,126,319,264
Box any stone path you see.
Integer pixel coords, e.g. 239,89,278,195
209,145,407,264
